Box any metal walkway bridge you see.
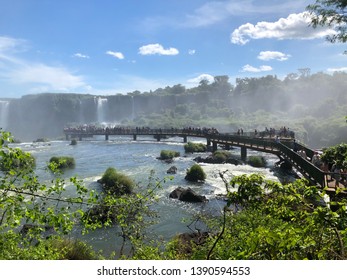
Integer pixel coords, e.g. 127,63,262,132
64,127,338,193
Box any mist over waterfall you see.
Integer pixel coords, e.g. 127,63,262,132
0,100,10,130
1,71,347,147
131,96,135,120
95,96,108,124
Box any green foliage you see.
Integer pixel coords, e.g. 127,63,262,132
48,238,104,260
183,174,347,260
99,167,134,196
0,130,102,259
185,164,206,182
0,147,36,172
70,139,77,145
321,143,347,168
307,0,347,45
247,155,267,167
184,142,207,153
213,150,231,162
0,231,61,260
159,150,180,160
48,156,75,170
0,232,102,260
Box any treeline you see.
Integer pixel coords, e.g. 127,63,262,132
130,71,347,148
2,70,347,147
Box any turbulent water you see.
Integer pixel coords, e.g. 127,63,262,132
13,135,288,255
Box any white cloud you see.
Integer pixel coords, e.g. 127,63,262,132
188,49,196,55
258,51,291,61
327,67,347,73
183,0,309,28
241,64,273,73
0,36,27,64
231,12,336,45
0,36,26,52
7,64,85,90
73,53,90,59
106,51,125,60
86,74,170,95
187,74,215,85
0,36,87,93
138,43,179,56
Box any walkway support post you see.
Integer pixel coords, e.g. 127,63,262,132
133,134,137,141
207,139,211,146
183,135,187,143
212,141,218,152
105,134,109,141
241,146,247,160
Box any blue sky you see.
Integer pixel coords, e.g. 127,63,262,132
0,0,346,98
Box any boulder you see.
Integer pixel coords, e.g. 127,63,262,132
169,187,207,203
167,166,177,174
194,155,240,165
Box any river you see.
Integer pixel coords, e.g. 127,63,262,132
12,135,290,256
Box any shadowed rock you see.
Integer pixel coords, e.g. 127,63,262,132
169,187,207,203
167,166,177,174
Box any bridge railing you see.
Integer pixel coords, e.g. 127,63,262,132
277,142,327,187
208,133,281,153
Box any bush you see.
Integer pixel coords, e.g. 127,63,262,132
0,149,36,172
213,150,231,163
321,143,347,169
159,150,180,160
247,156,267,167
184,142,207,153
99,167,134,195
49,156,75,170
49,238,103,260
185,164,206,182
70,139,77,145
34,138,48,143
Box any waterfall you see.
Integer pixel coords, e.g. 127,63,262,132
0,100,10,130
131,96,135,120
95,97,108,124
78,99,84,123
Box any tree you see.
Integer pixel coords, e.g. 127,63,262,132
321,143,347,169
211,75,233,98
170,84,186,95
298,68,311,78
307,0,347,44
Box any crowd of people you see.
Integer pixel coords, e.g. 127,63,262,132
295,147,346,188
64,125,220,136
65,124,297,139
236,126,295,139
